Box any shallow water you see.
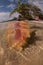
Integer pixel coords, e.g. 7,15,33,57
0,20,43,65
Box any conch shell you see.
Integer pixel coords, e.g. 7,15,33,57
6,21,31,51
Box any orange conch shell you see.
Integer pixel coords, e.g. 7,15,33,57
6,21,31,50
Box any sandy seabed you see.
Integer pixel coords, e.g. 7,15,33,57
0,20,43,65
